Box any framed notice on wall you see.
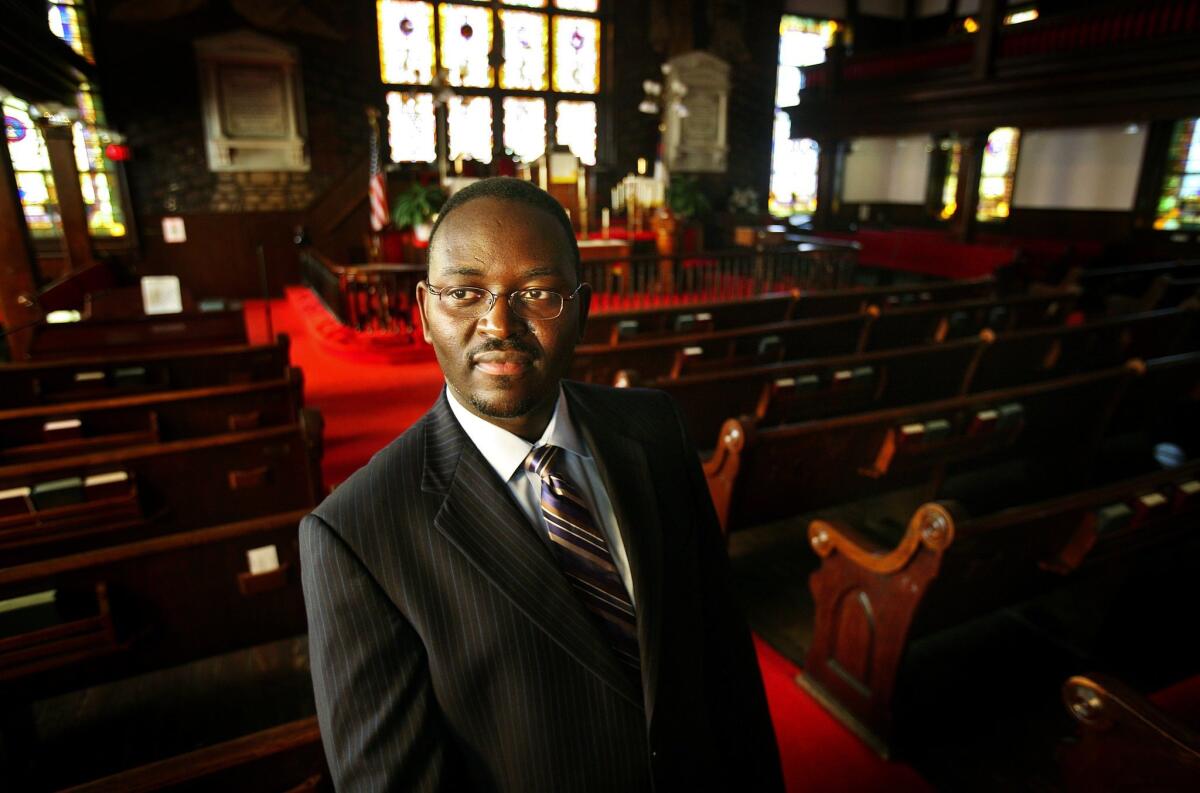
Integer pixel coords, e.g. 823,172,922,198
196,30,309,172
662,51,730,174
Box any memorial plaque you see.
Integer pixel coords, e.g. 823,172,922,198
663,51,730,173
219,65,289,138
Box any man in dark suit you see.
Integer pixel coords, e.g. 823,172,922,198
301,177,783,792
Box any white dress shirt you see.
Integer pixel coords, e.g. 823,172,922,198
445,385,635,605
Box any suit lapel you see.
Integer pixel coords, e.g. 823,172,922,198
565,384,666,723
421,393,642,708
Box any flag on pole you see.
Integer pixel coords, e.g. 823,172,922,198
367,108,389,232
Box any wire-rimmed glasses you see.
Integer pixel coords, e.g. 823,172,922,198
423,282,587,321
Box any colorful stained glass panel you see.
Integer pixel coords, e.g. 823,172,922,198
47,2,93,62
439,4,493,88
4,99,51,172
386,91,436,162
448,95,493,163
554,99,595,166
1155,118,1200,230
378,1,436,84
977,127,1020,222
505,0,547,6
552,16,599,93
499,10,548,90
555,0,599,11
503,97,546,163
778,15,838,68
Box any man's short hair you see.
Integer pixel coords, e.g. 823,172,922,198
427,177,581,279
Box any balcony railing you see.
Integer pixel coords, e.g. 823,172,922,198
301,239,859,337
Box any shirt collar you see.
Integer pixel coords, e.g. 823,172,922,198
445,384,591,484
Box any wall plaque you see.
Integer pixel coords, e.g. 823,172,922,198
662,51,730,174
196,30,309,172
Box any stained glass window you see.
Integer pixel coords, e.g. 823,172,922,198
499,10,548,91
976,127,1020,222
939,139,963,220
387,91,437,162
448,96,493,163
1155,118,1200,230
554,100,596,166
377,1,604,167
770,15,840,218
47,1,93,63
378,1,436,84
4,95,61,237
440,4,493,88
503,97,546,163
552,16,599,93
71,86,126,237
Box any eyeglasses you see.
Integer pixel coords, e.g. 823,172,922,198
423,282,586,321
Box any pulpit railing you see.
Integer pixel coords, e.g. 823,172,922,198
301,238,858,336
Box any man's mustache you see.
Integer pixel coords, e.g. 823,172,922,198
468,338,540,360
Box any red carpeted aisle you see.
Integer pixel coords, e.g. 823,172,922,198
245,296,932,792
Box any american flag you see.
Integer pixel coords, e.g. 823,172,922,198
368,109,389,232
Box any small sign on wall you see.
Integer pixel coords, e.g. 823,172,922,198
141,276,184,316
162,216,187,244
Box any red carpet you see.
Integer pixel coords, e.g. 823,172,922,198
245,296,933,792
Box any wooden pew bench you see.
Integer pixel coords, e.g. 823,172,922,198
0,508,312,703
58,716,331,792
0,413,322,564
571,313,870,385
0,336,291,409
791,275,995,319
967,306,1198,393
1059,672,1200,792
801,459,1200,752
27,305,248,360
703,364,1137,533
580,291,799,345
0,371,305,464
863,290,1077,351
651,336,986,449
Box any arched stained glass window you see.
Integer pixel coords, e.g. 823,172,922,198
977,127,1021,222
1155,118,1200,231
5,5,128,239
377,0,603,166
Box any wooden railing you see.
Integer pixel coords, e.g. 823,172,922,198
300,247,424,337
301,239,858,336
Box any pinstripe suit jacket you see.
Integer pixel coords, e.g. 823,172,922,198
300,381,783,792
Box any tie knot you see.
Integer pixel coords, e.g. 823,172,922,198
525,443,562,477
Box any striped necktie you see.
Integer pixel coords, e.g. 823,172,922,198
526,444,641,672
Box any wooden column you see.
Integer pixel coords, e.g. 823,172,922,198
0,137,42,360
970,0,1004,81
814,136,840,230
951,132,987,243
37,118,95,272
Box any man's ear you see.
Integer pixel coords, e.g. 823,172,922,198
415,280,434,343
575,282,593,343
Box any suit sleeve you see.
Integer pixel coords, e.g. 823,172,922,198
300,512,451,792
663,393,786,793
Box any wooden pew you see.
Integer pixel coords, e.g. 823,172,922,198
651,336,987,449
59,717,331,793
0,336,291,409
28,307,248,360
792,275,994,318
0,413,323,565
967,307,1199,393
578,276,996,346
1059,673,1200,792
571,312,870,385
580,291,799,345
862,291,1077,351
0,371,305,464
800,459,1200,752
0,509,311,703
703,364,1136,533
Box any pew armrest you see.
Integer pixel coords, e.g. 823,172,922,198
1061,673,1200,792
701,417,753,535
808,502,957,576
